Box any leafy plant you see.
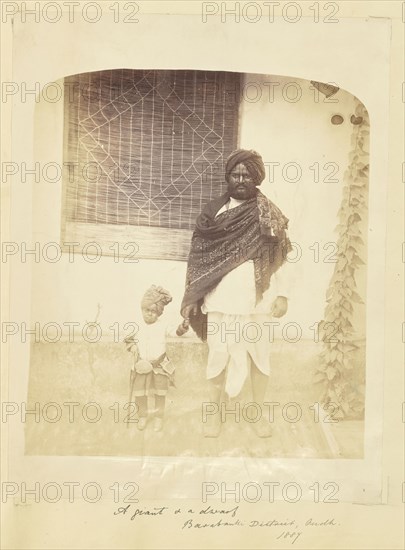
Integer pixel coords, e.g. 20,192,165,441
315,99,369,419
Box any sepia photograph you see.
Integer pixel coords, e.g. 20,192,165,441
1,2,403,549
25,68,368,459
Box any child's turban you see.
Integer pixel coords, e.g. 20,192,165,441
141,285,172,316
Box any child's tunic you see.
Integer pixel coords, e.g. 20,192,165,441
136,317,167,362
126,312,175,396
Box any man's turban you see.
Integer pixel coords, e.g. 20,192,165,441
225,149,266,185
141,285,172,315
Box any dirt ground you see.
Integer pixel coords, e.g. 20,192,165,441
25,339,364,458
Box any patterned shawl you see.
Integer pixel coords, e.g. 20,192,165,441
180,190,291,340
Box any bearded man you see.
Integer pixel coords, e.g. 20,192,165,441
180,149,292,437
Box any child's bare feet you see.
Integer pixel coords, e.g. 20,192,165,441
137,417,147,431
153,417,163,432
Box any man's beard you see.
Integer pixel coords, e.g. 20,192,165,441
227,182,258,200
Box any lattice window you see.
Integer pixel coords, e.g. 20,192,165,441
62,69,240,260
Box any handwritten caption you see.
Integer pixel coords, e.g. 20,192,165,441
114,503,339,545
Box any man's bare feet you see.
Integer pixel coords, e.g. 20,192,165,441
203,414,221,438
252,417,272,438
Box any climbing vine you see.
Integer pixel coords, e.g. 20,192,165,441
315,99,369,419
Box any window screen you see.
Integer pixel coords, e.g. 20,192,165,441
62,69,240,260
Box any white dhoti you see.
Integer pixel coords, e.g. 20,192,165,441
206,311,273,398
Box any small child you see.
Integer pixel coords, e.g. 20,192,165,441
125,285,175,432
